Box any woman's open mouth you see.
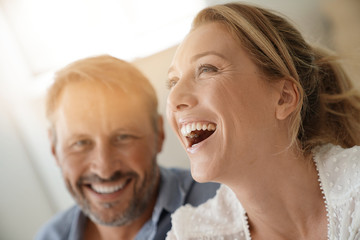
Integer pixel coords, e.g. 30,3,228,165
180,122,216,147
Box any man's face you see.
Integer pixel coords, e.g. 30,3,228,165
51,81,164,226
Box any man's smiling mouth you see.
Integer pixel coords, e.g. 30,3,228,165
181,122,216,147
90,179,131,194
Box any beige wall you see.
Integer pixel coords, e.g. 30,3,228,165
321,0,360,87
133,45,190,169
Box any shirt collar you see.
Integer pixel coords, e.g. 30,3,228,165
151,166,191,222
70,206,86,239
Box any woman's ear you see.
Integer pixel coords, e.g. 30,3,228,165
275,79,300,120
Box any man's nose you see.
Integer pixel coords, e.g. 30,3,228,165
90,143,118,179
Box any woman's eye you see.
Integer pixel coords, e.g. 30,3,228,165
198,64,217,75
166,78,178,89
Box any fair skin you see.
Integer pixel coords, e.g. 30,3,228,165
50,81,164,240
167,22,327,239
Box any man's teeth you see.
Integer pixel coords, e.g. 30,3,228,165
91,182,126,194
181,122,216,137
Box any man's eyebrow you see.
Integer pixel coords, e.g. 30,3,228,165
66,134,89,141
168,51,226,75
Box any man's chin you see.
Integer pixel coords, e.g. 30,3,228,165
81,201,134,226
86,209,127,226
88,214,123,226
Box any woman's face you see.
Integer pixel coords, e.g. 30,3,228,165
166,22,284,183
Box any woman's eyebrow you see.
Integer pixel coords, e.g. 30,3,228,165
190,51,226,62
168,51,226,75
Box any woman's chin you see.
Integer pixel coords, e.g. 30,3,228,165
190,162,217,183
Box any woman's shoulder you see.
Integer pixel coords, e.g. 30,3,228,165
167,184,249,240
314,143,360,161
314,144,360,200
314,144,360,237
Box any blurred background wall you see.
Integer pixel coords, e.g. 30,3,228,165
0,0,359,239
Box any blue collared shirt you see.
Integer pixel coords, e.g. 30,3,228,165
34,167,219,240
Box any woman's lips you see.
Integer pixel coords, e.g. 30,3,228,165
180,122,216,148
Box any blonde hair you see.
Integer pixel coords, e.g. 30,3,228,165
192,2,360,153
46,55,159,133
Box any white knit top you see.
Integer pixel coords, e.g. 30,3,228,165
166,144,360,240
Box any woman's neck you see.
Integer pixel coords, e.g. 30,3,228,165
225,150,328,239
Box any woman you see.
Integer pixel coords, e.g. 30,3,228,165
166,2,360,240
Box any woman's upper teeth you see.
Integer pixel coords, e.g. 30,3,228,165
181,122,216,137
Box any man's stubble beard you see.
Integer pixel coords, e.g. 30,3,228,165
65,157,159,227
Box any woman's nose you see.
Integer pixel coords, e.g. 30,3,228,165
167,78,198,112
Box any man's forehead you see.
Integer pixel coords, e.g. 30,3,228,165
59,80,144,104
55,81,149,119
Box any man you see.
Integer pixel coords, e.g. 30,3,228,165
35,55,219,240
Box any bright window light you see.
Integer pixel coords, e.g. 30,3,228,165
1,0,207,75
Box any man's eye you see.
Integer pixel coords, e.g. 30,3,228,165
115,134,132,142
74,140,91,146
70,139,92,151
